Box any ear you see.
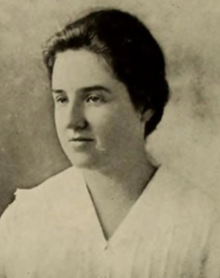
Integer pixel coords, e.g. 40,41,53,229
139,108,154,124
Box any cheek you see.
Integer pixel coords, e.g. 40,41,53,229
88,107,131,142
102,110,142,145
54,114,61,132
54,111,66,138
54,108,65,127
87,107,117,130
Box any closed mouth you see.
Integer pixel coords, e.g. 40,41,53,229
69,138,94,142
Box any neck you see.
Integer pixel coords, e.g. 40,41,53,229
81,151,157,203
80,150,157,240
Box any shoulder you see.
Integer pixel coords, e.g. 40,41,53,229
17,166,82,205
0,166,84,231
17,166,83,199
154,165,219,227
153,166,220,275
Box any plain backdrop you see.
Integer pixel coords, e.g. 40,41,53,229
0,0,220,216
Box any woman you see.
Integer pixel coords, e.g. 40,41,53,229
0,8,219,278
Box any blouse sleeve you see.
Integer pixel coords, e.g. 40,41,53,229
0,210,11,278
204,219,220,277
0,195,17,278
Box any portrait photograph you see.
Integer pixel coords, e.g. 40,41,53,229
0,0,220,277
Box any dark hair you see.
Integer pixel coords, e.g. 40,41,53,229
43,8,169,136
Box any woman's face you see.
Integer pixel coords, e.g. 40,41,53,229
51,49,147,170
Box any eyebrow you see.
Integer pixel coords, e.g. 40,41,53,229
52,85,111,95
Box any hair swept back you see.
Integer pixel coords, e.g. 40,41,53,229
43,8,169,136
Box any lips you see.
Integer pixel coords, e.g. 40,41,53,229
68,137,94,150
68,137,94,142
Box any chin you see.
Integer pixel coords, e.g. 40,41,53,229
67,153,101,170
62,143,107,170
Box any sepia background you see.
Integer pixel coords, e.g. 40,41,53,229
0,0,220,217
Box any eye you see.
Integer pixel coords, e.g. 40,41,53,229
55,96,68,104
85,95,104,104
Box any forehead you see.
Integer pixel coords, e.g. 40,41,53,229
52,49,116,91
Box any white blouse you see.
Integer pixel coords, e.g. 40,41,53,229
0,166,219,278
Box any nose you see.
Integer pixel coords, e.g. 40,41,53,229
65,101,87,131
